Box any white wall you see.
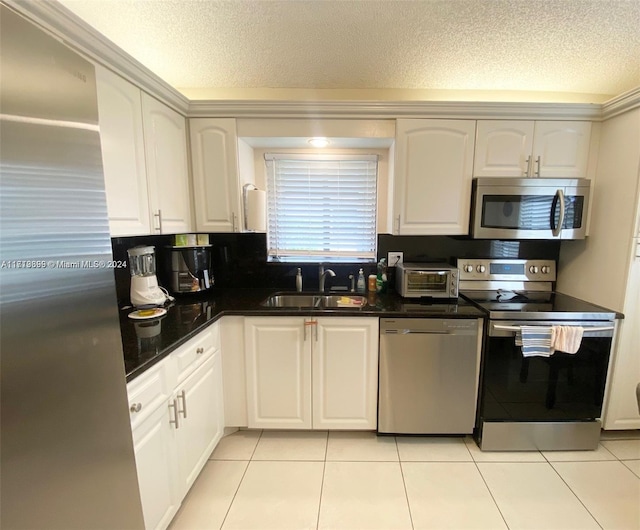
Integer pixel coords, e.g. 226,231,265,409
557,107,640,430
558,108,640,312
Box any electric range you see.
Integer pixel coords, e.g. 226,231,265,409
457,258,617,452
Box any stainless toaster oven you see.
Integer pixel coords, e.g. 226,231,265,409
395,263,459,299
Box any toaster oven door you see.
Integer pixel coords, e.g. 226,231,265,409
403,270,450,297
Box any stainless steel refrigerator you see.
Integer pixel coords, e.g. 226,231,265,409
0,5,145,529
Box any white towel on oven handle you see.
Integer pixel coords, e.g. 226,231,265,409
552,325,584,354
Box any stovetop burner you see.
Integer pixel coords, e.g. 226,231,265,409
456,258,617,321
460,291,616,321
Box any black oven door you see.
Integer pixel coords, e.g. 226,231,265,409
479,320,614,422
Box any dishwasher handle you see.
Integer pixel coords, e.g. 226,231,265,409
384,329,451,335
380,318,480,336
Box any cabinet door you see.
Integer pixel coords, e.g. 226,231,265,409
474,121,534,177
174,352,223,498
394,119,476,235
95,65,151,236
313,318,379,430
220,316,248,427
189,118,241,232
532,121,592,178
131,401,179,530
244,317,312,429
141,93,192,234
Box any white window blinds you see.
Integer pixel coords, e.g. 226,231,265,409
265,154,378,262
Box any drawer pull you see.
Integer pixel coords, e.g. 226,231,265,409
130,403,142,413
196,347,204,354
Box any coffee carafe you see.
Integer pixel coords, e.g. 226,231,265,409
127,245,168,307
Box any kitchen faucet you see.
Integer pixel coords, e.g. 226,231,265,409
318,265,336,292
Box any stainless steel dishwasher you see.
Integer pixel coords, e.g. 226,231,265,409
378,318,483,435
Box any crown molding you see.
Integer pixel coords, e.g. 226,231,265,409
602,87,640,120
187,99,603,121
4,1,638,123
3,0,189,115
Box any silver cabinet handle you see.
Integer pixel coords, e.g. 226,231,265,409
178,389,187,419
534,156,541,178
396,214,401,235
525,155,532,177
153,209,163,233
232,212,237,232
196,347,204,354
130,403,142,413
169,398,180,428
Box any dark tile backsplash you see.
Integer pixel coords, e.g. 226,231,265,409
112,233,560,305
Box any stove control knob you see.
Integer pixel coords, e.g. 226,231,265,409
464,265,473,273
476,265,486,273
529,265,539,274
541,266,550,274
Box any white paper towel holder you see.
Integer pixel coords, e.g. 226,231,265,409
243,183,266,232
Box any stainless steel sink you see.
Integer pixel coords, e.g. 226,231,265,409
317,294,368,308
261,294,320,308
260,293,367,309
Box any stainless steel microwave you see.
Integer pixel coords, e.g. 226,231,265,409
395,263,459,299
470,177,591,240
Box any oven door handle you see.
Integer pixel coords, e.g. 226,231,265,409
493,324,614,332
550,189,565,237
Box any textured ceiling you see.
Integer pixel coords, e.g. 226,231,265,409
57,0,640,101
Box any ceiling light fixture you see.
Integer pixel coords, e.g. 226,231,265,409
308,137,330,148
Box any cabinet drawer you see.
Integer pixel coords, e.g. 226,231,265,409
174,322,219,384
127,357,173,429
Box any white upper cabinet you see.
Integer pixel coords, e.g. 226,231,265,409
95,65,151,236
473,121,535,177
189,118,241,232
96,67,192,236
141,93,192,234
532,121,592,178
394,119,476,235
474,120,592,179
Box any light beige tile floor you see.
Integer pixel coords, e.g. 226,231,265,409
170,429,640,530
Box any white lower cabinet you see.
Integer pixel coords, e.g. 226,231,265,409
129,361,179,530
244,317,379,430
127,322,224,530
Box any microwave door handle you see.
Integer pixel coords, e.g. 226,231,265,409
557,189,566,236
550,189,565,237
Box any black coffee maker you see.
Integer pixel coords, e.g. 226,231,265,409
166,245,214,294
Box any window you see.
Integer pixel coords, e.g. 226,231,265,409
265,154,378,262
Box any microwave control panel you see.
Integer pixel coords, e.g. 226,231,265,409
456,259,556,282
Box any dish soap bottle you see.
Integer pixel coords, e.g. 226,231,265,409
296,268,303,292
356,268,366,293
376,258,388,293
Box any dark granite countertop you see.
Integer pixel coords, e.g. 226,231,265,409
121,288,487,382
